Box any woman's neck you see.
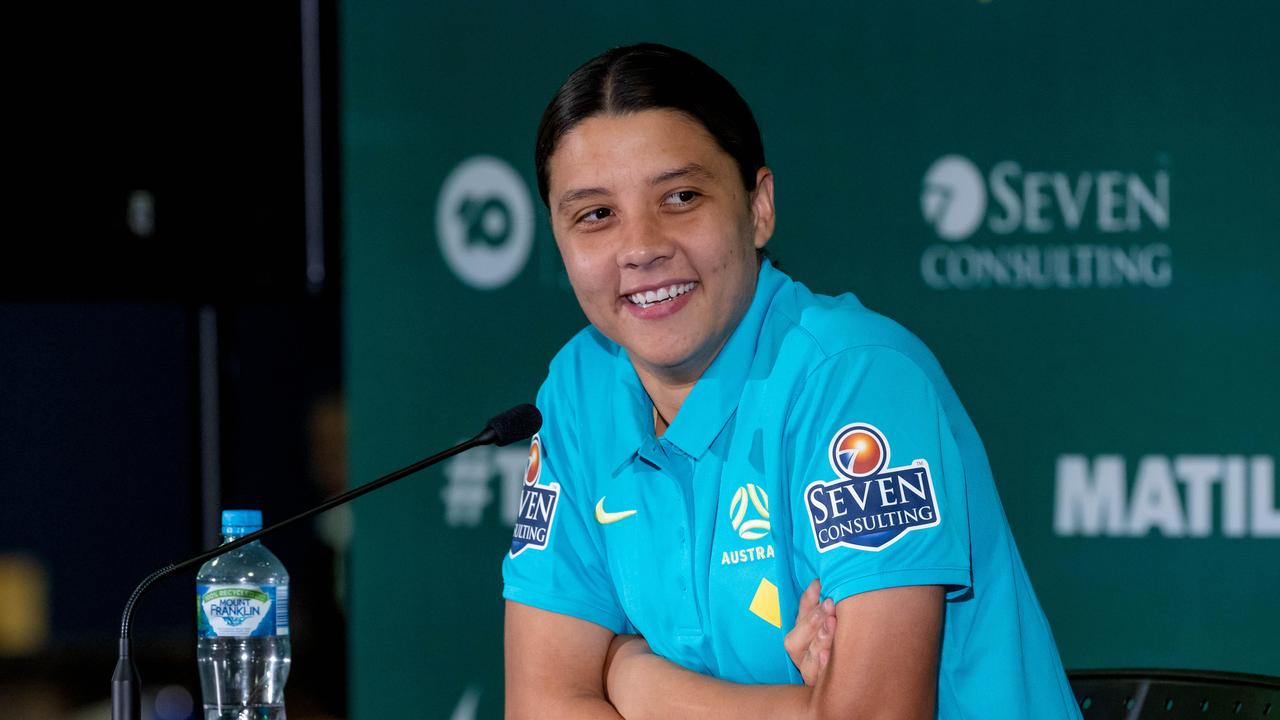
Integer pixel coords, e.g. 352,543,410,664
633,365,696,438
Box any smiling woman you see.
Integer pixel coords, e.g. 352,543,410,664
502,43,1081,720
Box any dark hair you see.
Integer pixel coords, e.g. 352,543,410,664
534,43,766,207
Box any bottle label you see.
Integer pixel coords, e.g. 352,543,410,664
197,584,290,638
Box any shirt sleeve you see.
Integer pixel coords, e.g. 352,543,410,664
785,346,972,604
501,377,627,633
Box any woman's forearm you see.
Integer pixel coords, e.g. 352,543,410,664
505,601,630,720
517,694,626,720
607,648,812,720
603,586,943,720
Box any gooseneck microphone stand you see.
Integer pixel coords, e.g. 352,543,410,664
112,404,541,720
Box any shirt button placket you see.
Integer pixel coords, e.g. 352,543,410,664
669,449,702,645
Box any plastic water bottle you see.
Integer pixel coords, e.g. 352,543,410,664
196,509,291,720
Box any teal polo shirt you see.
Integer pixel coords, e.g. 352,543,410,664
503,261,1080,719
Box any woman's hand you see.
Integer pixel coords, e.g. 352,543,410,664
783,580,836,686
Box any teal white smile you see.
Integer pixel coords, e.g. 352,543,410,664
627,281,697,308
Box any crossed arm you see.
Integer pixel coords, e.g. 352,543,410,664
504,583,943,720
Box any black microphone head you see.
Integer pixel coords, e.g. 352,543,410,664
482,403,542,446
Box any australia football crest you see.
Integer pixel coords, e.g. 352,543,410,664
804,423,940,553
510,434,560,557
729,483,771,540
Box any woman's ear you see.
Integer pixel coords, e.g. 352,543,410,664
751,167,776,250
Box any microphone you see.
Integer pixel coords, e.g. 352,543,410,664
477,403,542,446
111,403,541,720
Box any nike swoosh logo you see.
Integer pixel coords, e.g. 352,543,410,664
595,497,637,525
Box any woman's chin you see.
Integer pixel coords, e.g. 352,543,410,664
625,345,712,385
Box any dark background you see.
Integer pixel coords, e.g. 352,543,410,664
2,4,347,718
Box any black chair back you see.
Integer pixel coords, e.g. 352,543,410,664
1068,669,1279,719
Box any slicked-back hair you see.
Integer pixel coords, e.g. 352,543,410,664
534,43,766,208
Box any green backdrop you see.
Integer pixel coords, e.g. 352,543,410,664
341,2,1279,717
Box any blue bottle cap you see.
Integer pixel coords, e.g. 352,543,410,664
221,509,263,536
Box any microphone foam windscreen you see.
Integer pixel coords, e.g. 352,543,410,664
485,404,543,446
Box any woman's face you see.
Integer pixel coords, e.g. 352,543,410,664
546,109,775,384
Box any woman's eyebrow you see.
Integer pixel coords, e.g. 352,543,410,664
557,187,609,213
650,163,715,186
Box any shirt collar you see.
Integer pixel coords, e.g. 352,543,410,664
662,260,785,458
607,260,788,470
609,342,652,473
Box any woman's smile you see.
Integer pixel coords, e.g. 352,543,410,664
621,280,698,316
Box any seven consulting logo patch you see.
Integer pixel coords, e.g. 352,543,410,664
510,435,560,557
805,423,940,552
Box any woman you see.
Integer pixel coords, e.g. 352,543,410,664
503,43,1080,719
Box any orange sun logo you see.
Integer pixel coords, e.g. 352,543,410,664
524,436,541,485
831,424,889,478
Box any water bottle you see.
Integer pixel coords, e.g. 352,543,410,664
196,509,291,720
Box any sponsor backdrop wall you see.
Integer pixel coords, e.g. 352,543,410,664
341,3,1278,717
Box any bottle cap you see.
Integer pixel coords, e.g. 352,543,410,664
221,509,263,536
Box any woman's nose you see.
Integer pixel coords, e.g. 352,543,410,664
616,213,675,269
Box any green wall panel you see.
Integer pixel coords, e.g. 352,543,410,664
342,2,1279,716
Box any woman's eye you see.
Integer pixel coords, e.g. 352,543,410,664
578,207,613,224
665,190,700,206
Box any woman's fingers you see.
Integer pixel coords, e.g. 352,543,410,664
816,611,835,656
801,608,837,683
787,582,837,686
784,580,822,659
800,580,820,616
800,582,822,621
